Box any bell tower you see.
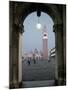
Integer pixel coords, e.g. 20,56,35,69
42,25,48,60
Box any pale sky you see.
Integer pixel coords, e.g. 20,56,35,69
23,12,55,55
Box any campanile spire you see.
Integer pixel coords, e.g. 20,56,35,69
42,25,48,60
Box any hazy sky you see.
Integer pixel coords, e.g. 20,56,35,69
23,12,55,54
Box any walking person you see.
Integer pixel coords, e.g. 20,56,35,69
28,60,30,65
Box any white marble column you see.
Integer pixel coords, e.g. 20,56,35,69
18,24,24,87
19,33,23,83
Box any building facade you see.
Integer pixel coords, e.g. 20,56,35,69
23,49,43,60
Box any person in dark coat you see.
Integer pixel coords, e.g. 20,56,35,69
28,60,30,65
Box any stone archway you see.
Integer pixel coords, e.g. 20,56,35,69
9,1,66,88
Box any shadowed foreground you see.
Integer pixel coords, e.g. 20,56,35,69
22,59,56,87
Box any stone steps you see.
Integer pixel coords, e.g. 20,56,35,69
22,80,55,88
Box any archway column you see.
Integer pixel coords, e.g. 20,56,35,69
53,24,65,85
10,20,24,88
10,24,19,88
18,24,24,87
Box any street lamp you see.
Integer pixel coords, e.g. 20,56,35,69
36,17,42,30
36,10,42,30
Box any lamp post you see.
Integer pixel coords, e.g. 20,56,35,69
36,10,42,29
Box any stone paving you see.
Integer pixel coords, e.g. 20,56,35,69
22,59,55,81
22,59,56,87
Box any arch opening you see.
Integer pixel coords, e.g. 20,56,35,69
23,11,55,57
19,11,56,83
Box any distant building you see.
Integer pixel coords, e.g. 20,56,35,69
42,26,48,60
23,49,43,60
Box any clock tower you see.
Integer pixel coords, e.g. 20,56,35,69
42,25,48,60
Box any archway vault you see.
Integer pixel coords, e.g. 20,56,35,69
14,2,63,27
9,1,66,88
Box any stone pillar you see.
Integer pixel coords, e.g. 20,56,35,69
63,5,66,84
9,2,24,88
9,2,19,88
53,24,65,85
10,26,19,88
18,24,24,87
13,25,19,88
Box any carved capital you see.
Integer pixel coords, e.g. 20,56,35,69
53,24,63,32
14,23,24,34
19,23,24,34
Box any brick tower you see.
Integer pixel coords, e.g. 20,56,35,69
42,25,48,60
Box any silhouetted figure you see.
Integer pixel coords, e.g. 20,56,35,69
33,53,36,64
28,60,30,65
33,59,36,64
